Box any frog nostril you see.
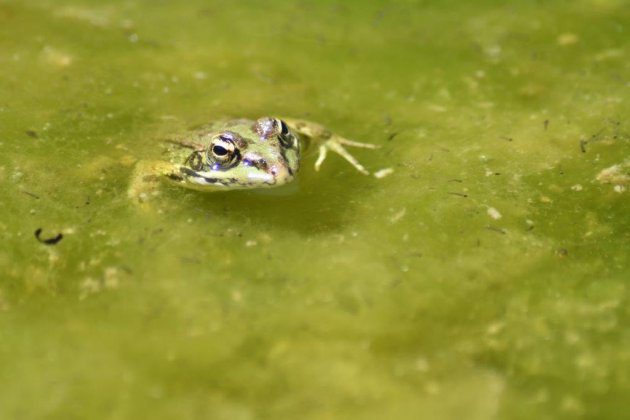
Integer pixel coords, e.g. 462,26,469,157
242,156,268,172
256,159,268,172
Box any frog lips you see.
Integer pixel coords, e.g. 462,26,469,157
247,171,275,183
179,166,278,188
179,167,234,187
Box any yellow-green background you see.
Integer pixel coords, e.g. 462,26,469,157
1,0,629,419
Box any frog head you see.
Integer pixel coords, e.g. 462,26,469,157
179,117,300,190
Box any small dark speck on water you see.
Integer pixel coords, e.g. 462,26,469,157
21,190,40,199
556,248,569,257
485,226,506,235
25,130,38,138
580,139,588,153
448,192,468,198
35,228,63,245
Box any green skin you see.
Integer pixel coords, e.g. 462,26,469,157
128,117,377,203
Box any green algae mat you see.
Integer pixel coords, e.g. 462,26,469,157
1,0,629,419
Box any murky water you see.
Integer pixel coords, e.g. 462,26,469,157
1,0,629,418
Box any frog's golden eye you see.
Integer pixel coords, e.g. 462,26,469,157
208,133,240,169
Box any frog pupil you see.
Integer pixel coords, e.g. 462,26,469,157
213,145,228,156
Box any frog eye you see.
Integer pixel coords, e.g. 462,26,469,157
208,134,240,168
280,119,289,136
277,119,295,148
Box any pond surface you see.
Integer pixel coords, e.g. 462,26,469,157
1,0,629,419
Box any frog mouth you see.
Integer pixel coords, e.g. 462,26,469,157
178,167,277,188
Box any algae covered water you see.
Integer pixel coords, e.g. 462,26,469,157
1,0,629,418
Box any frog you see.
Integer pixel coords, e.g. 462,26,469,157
128,117,378,204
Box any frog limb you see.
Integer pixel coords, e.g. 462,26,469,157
128,159,183,205
283,118,378,175
315,141,373,175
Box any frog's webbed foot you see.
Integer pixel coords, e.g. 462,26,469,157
128,160,182,208
284,118,379,175
315,136,379,175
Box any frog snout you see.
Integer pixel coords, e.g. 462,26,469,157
268,163,293,183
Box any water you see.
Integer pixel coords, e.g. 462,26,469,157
1,0,629,418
